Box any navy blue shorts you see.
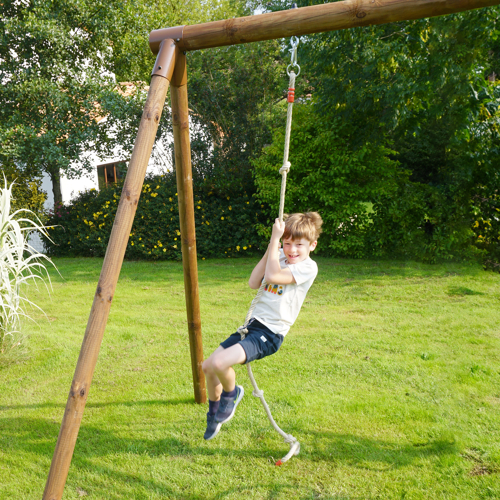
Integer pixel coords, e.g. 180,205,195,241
220,318,284,364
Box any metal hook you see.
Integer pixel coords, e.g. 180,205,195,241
287,36,300,76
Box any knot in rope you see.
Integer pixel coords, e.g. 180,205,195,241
237,325,248,339
280,162,291,174
284,434,297,445
252,388,264,398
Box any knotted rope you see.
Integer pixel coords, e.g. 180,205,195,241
237,37,300,466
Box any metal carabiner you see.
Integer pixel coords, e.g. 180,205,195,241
287,36,301,77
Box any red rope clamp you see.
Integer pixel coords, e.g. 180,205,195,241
287,88,295,103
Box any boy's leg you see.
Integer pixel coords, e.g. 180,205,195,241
203,344,246,399
202,344,246,437
210,344,246,424
202,347,226,441
203,346,225,402
211,344,246,392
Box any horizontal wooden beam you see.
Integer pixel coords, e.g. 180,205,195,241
149,0,499,53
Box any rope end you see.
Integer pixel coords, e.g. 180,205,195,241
275,460,283,466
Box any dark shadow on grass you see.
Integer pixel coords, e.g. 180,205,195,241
210,483,356,500
314,257,486,282
1,416,307,499
0,416,274,461
447,286,485,296
0,397,194,411
87,397,194,408
2,414,460,498
292,427,458,471
0,417,460,467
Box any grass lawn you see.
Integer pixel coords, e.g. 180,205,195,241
1,256,499,499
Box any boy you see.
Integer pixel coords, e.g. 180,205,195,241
202,212,323,440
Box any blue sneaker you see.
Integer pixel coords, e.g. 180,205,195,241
204,412,222,440
215,385,244,424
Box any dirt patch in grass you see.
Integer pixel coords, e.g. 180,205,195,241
462,448,499,476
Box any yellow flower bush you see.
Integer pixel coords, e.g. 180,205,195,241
45,174,267,260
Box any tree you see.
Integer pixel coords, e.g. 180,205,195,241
258,1,500,262
0,0,132,207
0,0,259,208
253,103,401,257
1,165,47,223
186,40,286,195
107,0,286,197
109,0,251,83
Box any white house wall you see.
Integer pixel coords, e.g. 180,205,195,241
41,136,174,211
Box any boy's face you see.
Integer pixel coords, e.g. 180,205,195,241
282,237,317,265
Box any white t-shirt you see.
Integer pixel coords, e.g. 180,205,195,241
252,249,318,336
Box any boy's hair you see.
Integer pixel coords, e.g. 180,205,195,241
283,212,323,243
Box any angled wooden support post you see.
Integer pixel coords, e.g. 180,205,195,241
43,40,178,500
171,52,206,404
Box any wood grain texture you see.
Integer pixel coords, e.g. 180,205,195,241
43,68,175,500
170,0,499,51
171,53,207,405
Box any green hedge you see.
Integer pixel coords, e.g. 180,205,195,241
471,190,500,272
253,103,499,267
252,104,401,259
45,173,267,260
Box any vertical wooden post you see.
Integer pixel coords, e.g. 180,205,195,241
42,42,178,500
171,52,207,404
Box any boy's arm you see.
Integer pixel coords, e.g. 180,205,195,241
248,249,269,289
264,219,295,286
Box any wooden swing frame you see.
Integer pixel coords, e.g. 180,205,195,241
43,0,499,497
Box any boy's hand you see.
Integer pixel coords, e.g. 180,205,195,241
271,218,285,241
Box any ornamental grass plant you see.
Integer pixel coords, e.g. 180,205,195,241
0,178,54,356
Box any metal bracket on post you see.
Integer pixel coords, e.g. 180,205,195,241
152,39,178,80
149,25,185,54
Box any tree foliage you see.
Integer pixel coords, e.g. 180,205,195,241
0,0,132,206
1,166,47,223
253,103,400,257
110,0,251,83
106,1,283,198
0,0,253,207
257,1,500,265
186,40,286,195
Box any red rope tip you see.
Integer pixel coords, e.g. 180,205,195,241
275,460,283,466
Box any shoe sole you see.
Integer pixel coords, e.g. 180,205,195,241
204,421,222,441
216,385,245,424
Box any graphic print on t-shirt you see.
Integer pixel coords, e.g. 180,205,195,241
264,283,284,295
